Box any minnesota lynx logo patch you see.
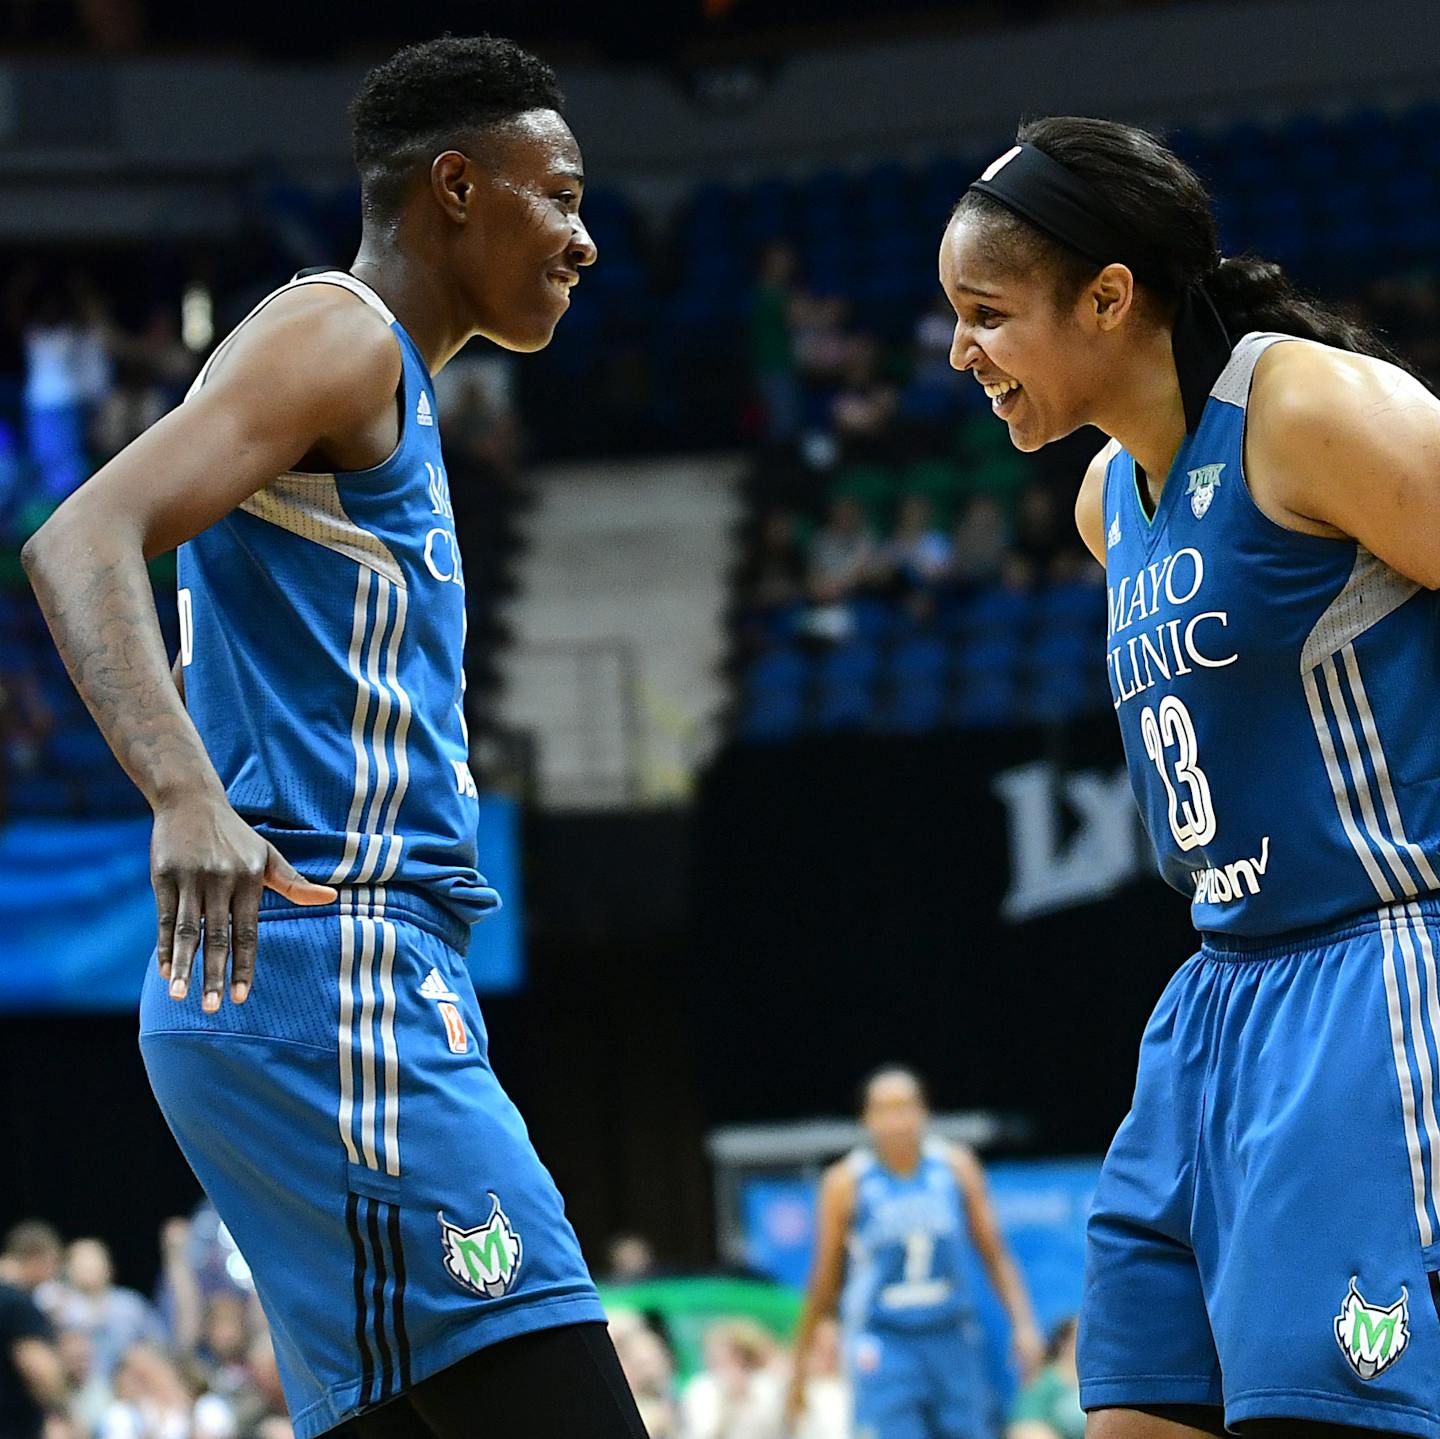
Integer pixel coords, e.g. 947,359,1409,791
439,1197,523,1300
1334,1277,1409,1380
1186,463,1225,519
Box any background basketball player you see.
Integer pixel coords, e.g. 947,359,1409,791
785,1066,1043,1439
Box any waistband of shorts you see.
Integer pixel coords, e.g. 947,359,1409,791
258,883,470,953
1200,896,1440,960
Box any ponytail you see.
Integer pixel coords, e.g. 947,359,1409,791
1204,255,1413,371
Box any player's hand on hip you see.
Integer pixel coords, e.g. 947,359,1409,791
152,792,336,1012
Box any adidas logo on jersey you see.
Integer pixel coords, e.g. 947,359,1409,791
1107,515,1121,549
416,392,434,426
418,968,461,1002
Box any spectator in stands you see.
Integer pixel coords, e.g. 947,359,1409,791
609,1310,678,1439
91,308,198,465
749,243,802,447
57,1326,113,1434
738,510,807,612
808,496,877,604
1006,1316,1084,1439
227,1332,291,1439
830,334,898,463
0,1277,64,1439
879,494,952,620
434,350,522,482
48,1238,166,1381
0,1221,64,1297
945,493,1010,588
678,1319,785,1439
604,1233,658,1284
1013,483,1067,580
97,1341,228,1439
6,266,113,502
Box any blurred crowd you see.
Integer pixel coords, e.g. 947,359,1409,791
0,264,529,819
1,1217,296,1439
1,1218,1083,1439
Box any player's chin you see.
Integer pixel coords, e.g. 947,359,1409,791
493,311,565,354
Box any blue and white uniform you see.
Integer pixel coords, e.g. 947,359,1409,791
842,1141,991,1439
1080,333,1440,1437
139,271,603,1439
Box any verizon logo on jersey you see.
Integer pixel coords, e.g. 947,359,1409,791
1193,836,1272,904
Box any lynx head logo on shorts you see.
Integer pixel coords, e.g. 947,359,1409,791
439,1197,523,1300
1334,1276,1409,1380
1186,463,1224,519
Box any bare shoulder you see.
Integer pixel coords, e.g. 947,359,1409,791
1247,339,1440,534
1075,438,1116,566
202,283,402,413
820,1155,860,1204
944,1140,981,1182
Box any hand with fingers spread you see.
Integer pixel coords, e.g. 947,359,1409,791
152,785,335,1012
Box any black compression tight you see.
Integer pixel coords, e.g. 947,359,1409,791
331,1321,648,1438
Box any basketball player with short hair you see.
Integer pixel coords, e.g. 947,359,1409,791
943,118,1440,1438
24,35,649,1439
785,1066,1044,1439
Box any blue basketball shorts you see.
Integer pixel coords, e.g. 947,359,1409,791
847,1320,992,1439
1079,898,1440,1438
139,886,604,1439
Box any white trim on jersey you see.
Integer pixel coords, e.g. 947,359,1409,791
239,475,404,587
1303,569,1440,1248
337,886,402,1179
331,567,413,889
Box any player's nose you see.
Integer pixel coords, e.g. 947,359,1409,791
950,322,983,373
568,217,597,269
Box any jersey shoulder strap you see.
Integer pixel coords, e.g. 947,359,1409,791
188,269,397,400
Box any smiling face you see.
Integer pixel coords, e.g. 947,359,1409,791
939,209,1123,452
441,108,596,352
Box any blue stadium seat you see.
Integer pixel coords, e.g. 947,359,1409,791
750,645,810,692
815,678,874,731
879,677,946,734
740,687,804,742
950,673,1018,727
889,635,950,683
818,639,881,687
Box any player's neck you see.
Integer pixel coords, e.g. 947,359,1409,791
350,241,471,376
876,1144,922,1176
1093,327,1188,507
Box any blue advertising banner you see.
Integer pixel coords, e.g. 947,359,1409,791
0,798,525,1011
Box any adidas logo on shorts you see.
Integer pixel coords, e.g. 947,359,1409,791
418,968,461,1002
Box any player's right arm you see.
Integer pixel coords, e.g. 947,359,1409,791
783,1158,856,1433
21,287,403,1013
1074,443,1109,567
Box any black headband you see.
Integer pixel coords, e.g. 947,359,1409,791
966,142,1232,433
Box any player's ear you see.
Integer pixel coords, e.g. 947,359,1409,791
1091,262,1136,332
430,151,472,224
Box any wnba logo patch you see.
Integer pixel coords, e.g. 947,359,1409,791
440,1198,523,1300
1334,1277,1409,1380
437,1002,468,1054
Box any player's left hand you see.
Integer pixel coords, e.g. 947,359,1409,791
1012,1320,1046,1382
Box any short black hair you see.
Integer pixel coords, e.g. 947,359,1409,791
350,35,565,222
857,1064,930,1111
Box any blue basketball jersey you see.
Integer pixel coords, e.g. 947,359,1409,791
177,272,498,935
1103,331,1440,937
841,1140,974,1335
